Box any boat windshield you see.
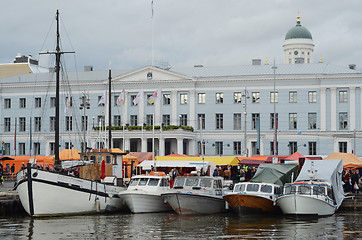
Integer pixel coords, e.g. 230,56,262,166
138,178,149,186
284,185,296,194
200,179,212,188
260,184,273,193
213,179,223,189
313,186,326,195
148,178,159,186
185,178,199,187
299,185,311,194
160,178,169,187
129,178,139,186
246,183,259,192
233,184,245,192
174,178,185,188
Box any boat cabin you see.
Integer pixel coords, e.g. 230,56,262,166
173,176,224,196
128,172,170,190
283,182,334,201
232,182,283,196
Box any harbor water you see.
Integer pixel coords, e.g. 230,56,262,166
0,211,360,239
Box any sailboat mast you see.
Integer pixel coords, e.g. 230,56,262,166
54,10,61,169
108,67,112,149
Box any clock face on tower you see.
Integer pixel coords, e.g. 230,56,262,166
294,50,299,55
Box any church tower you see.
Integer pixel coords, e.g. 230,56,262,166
283,12,314,64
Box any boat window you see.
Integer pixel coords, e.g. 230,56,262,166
274,186,282,195
138,178,149,186
106,155,112,164
185,178,199,187
97,155,102,164
284,185,296,194
234,184,241,192
200,179,212,188
246,184,259,192
129,178,139,186
83,155,88,161
160,178,169,187
148,178,159,186
260,184,272,193
90,155,96,162
312,186,325,195
327,187,334,199
213,180,222,189
174,178,185,188
299,185,311,195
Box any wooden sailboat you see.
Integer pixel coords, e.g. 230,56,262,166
14,10,126,217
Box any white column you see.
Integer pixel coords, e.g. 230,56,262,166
330,88,337,131
189,139,195,155
123,91,128,125
155,91,161,126
159,137,165,156
139,92,144,126
124,138,130,152
141,137,147,152
320,88,326,131
350,87,356,131
171,91,178,125
177,138,183,154
189,90,195,128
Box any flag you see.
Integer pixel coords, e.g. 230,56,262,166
64,94,71,113
98,90,107,105
256,115,260,150
148,89,159,105
14,118,17,152
116,89,125,106
133,89,143,106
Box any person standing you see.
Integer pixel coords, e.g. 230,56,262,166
10,163,15,174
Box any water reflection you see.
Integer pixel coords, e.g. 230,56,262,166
0,211,360,239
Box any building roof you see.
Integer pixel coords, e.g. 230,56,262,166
285,14,312,40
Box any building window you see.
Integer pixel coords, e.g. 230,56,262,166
252,92,260,103
308,113,317,129
146,114,153,126
308,91,317,103
270,92,278,103
4,118,10,132
198,93,205,104
19,117,26,132
251,142,260,155
49,142,55,155
113,115,121,127
19,98,26,108
98,95,105,106
180,93,188,105
180,114,187,126
130,115,137,126
130,95,137,106
33,142,40,155
233,142,242,155
216,113,223,129
65,96,73,107
339,90,348,103
289,141,297,155
82,116,89,131
50,117,55,132
197,114,205,130
65,116,72,131
308,142,317,155
215,141,223,156
339,142,347,153
162,115,170,126
163,94,170,105
50,97,56,107
146,94,154,105
270,113,278,130
270,141,278,155
19,143,26,155
65,142,73,149
339,112,348,130
234,92,242,103
289,91,297,103
35,97,41,108
114,95,119,106
3,143,10,155
4,99,11,109
198,141,206,156
216,93,223,104
289,113,297,130
251,113,260,130
233,113,241,130
97,115,105,127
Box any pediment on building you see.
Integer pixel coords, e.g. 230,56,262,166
112,66,194,83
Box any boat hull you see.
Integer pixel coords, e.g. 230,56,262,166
121,193,172,213
163,193,225,215
223,194,279,214
276,194,336,216
16,168,125,217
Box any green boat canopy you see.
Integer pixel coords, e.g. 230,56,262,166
250,163,299,186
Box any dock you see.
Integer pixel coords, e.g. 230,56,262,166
340,193,362,210
0,180,26,216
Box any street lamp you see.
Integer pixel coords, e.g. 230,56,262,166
242,88,250,157
272,61,278,163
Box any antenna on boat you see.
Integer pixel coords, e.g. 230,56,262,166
39,10,74,170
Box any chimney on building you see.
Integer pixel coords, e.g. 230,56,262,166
349,64,356,70
252,59,261,65
84,66,94,72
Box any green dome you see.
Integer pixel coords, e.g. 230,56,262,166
285,21,312,40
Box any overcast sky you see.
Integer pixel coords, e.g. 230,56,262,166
1,0,362,71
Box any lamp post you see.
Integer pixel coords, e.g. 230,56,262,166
242,88,250,157
272,61,278,163
79,93,90,153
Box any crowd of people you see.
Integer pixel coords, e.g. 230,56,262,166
343,169,362,194
212,165,257,182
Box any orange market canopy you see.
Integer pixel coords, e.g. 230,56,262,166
324,152,362,168
237,156,272,165
155,156,239,166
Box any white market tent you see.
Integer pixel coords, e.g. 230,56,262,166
137,160,216,174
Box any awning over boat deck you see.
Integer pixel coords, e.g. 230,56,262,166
137,160,216,170
155,156,239,166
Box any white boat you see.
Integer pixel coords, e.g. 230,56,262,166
162,174,225,215
119,172,172,213
276,159,344,216
14,10,127,217
223,164,297,214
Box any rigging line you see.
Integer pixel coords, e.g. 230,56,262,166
38,16,56,57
